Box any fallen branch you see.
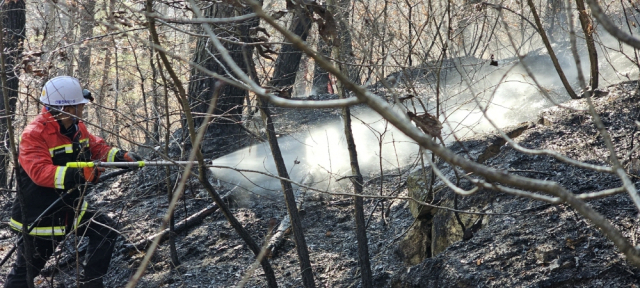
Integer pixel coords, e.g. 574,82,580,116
265,215,291,258
40,198,221,276
44,198,222,275
265,173,314,258
120,199,224,253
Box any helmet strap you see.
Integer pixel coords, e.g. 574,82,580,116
73,105,79,124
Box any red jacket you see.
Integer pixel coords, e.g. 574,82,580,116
9,109,125,236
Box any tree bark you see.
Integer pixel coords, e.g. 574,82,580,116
187,3,255,158
327,0,372,285
146,1,278,286
339,93,373,288
333,0,358,84
256,96,316,288
567,0,586,89
312,35,331,94
0,2,30,286
576,0,598,90
150,46,161,143
269,4,313,91
96,0,115,140
0,0,25,188
77,0,95,84
546,0,562,43
255,7,317,287
63,5,75,76
527,0,579,99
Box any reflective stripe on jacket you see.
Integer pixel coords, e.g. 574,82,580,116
9,109,121,235
9,201,88,236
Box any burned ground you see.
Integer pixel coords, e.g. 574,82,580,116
3,82,640,287
392,81,640,287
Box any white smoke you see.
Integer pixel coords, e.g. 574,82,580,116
210,105,419,202
210,30,639,202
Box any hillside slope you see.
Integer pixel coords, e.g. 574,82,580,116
3,81,640,287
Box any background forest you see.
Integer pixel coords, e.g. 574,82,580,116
3,0,640,287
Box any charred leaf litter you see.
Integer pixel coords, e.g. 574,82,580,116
3,81,640,287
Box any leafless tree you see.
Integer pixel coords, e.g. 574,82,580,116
5,0,640,287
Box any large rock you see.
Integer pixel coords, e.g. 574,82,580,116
396,217,432,265
391,81,640,287
407,122,533,218
430,191,489,255
401,121,534,264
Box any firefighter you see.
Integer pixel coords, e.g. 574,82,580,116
4,76,142,287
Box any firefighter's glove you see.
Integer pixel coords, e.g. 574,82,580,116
82,166,105,184
123,151,143,170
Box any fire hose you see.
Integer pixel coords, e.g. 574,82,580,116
65,160,202,168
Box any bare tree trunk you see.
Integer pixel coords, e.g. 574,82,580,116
93,0,115,141
256,96,316,288
113,41,122,148
567,0,586,90
269,4,313,92
312,34,331,94
256,6,316,287
151,39,181,266
146,2,278,286
576,0,598,90
187,3,255,157
338,70,373,288
342,107,373,288
77,0,95,84
42,0,60,76
0,3,31,286
327,0,372,286
150,50,160,143
96,49,110,139
546,0,562,43
381,0,388,80
406,0,414,65
332,0,358,84
0,0,25,188
527,0,579,99
63,5,76,76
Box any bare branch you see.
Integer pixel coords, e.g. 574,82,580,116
250,0,640,266
146,12,258,24
585,0,640,49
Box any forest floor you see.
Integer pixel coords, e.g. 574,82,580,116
3,81,640,287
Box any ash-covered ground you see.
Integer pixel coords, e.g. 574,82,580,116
3,81,640,287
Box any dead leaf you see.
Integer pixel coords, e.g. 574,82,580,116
407,111,442,140
270,10,288,20
33,69,47,77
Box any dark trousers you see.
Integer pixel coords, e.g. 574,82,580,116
4,212,118,288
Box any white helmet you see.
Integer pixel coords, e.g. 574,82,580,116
40,76,90,106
